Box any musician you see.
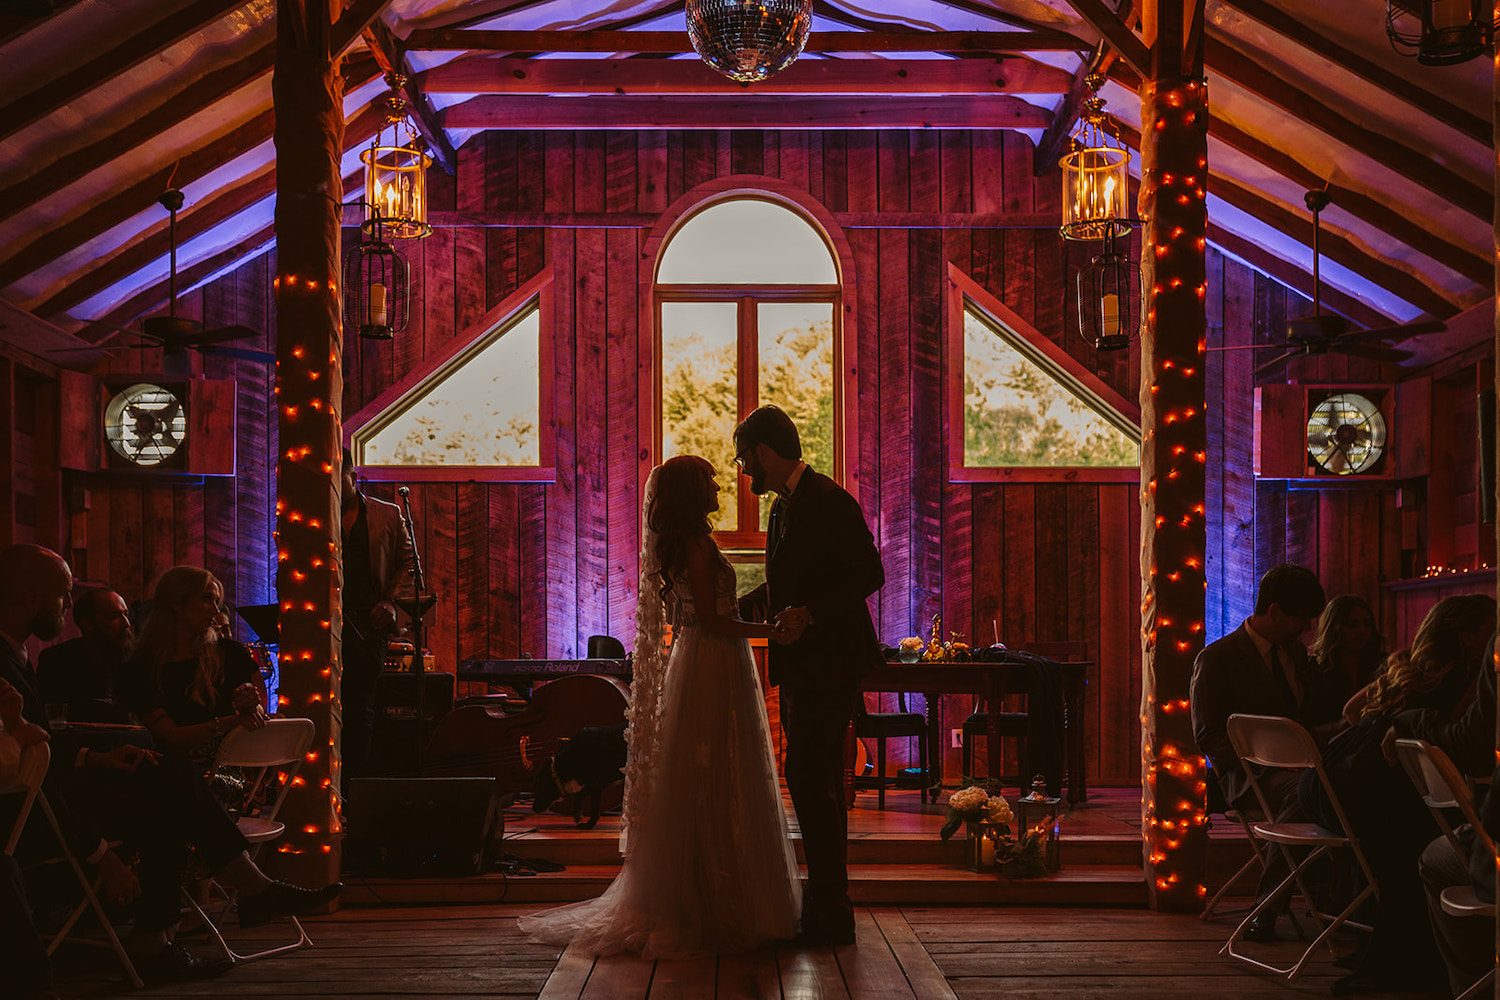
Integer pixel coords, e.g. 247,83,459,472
340,447,415,779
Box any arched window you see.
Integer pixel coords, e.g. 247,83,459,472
654,194,845,583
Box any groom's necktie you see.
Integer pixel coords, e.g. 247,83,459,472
767,494,788,563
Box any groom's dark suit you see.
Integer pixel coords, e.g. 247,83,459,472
745,465,883,941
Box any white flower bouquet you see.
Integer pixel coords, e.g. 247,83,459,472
939,780,1048,878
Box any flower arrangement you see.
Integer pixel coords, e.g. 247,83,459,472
896,615,971,663
939,780,1049,878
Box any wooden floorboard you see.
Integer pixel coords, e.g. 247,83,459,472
58,901,1448,1000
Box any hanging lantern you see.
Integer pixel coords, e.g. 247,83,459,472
1076,229,1141,353
1059,74,1131,243
1386,0,1490,66
361,74,431,240
344,221,408,341
686,0,813,83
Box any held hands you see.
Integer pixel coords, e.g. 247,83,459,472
771,607,812,645
232,683,268,730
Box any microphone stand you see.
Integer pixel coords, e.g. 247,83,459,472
395,486,436,771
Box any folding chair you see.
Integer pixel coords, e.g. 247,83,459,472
1200,806,1265,920
1,742,144,988
1222,713,1378,980
184,717,317,964
1395,738,1497,1000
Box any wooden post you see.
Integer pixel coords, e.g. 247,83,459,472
267,0,345,885
1138,0,1210,911
1491,2,1499,984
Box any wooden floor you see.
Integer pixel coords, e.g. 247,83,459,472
55,901,1448,999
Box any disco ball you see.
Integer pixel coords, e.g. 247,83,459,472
686,0,813,83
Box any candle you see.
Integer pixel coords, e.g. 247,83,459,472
1432,0,1469,28
370,283,387,327
1102,293,1121,337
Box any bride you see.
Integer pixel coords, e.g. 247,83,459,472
518,456,803,957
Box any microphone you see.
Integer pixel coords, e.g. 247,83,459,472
398,486,410,497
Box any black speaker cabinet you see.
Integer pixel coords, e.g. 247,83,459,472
343,776,502,877
368,672,455,776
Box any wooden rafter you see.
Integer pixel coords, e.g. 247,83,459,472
0,41,276,220
1061,0,1151,77
0,57,381,294
329,0,395,56
1207,223,1392,330
36,105,387,321
403,28,1089,53
363,16,458,174
0,0,85,49
1032,45,1113,175
439,94,1052,129
1206,36,1492,221
1110,62,1491,285
1219,0,1489,146
0,0,251,145
419,56,1074,95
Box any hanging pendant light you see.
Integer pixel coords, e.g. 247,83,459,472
1059,74,1132,243
1075,229,1142,353
686,0,813,83
1386,0,1491,66
361,74,432,240
344,216,408,341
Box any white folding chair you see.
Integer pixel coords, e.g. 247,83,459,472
1395,738,1497,1000
1222,714,1378,980
1200,807,1266,920
2,741,144,988
184,717,317,964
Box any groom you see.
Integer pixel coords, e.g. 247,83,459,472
735,406,884,947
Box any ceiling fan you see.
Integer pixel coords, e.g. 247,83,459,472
1214,190,1445,379
55,190,274,368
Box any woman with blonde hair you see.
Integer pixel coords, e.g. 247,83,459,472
1301,593,1496,996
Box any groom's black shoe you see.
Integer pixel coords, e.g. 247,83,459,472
775,925,856,948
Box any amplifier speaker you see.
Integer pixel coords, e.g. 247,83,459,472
368,672,455,776
343,777,502,877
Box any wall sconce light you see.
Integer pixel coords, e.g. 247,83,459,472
1386,0,1491,65
361,74,431,240
1076,228,1142,352
1060,74,1132,243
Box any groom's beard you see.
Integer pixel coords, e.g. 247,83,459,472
748,469,768,495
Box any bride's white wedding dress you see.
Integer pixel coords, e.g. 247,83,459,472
518,544,801,958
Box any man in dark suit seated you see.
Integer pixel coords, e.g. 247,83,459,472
1191,563,1327,942
0,544,339,984
36,587,134,723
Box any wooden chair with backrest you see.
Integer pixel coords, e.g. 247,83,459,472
184,717,317,964
1394,738,1497,1000
1,740,143,988
961,641,1085,787
1223,713,1377,980
854,693,929,808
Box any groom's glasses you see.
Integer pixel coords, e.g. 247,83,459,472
733,449,750,469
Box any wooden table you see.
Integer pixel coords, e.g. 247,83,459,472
855,660,1090,804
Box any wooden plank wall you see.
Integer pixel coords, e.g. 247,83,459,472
29,127,1484,790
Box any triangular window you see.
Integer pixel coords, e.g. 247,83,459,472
347,272,554,482
948,264,1139,482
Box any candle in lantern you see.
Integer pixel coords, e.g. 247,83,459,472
1102,293,1121,337
1433,0,1469,28
370,283,388,327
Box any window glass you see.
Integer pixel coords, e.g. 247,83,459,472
756,301,834,529
658,199,837,285
661,301,740,531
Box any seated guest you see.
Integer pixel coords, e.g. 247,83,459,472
1304,595,1384,728
1,679,59,1000
36,587,135,723
0,545,338,984
1299,593,1496,997
1192,563,1327,943
1417,752,1499,999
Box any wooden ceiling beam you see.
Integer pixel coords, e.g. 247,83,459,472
1118,122,1458,319
1109,61,1491,285
0,0,85,49
1032,45,1113,175
0,41,276,220
1207,223,1393,330
36,105,386,320
363,16,458,174
1060,0,1151,78
1218,0,1490,146
330,0,395,56
0,57,381,294
403,28,1090,53
439,94,1052,130
1205,35,1492,221
0,0,251,144
419,55,1074,95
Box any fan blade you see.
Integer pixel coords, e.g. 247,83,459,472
199,345,275,364
185,324,260,346
1204,343,1285,352
1252,349,1299,378
1340,319,1446,344
1337,343,1413,363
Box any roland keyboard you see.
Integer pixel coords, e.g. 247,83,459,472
457,658,631,682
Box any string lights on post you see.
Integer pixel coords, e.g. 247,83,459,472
1060,74,1142,354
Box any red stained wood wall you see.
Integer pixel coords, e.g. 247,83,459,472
12,128,1486,789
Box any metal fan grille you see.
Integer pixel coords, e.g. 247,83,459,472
104,383,186,467
1305,393,1386,476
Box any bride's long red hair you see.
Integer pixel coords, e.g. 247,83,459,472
648,455,717,602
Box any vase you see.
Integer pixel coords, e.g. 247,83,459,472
965,821,998,872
